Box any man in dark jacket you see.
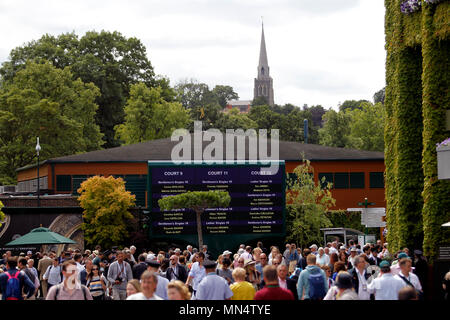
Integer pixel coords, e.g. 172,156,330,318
348,255,373,300
0,257,35,300
277,264,298,300
132,254,148,280
166,255,188,283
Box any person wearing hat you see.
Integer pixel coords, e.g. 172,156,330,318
244,259,260,290
367,260,405,300
391,252,409,276
413,249,428,297
146,259,169,300
347,247,358,269
309,244,318,256
394,255,423,299
334,272,359,300
194,260,233,300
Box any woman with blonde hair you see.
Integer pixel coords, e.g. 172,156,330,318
230,267,255,300
167,280,191,300
126,279,142,297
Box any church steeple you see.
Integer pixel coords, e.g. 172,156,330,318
254,20,274,106
258,22,269,78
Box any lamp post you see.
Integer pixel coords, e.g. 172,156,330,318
36,137,41,207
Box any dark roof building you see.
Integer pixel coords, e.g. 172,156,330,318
15,135,385,211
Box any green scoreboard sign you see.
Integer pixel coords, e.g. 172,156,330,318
147,161,286,254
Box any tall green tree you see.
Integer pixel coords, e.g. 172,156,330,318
338,99,370,112
158,191,231,248
346,102,385,152
211,85,239,108
214,108,258,131
0,61,102,184
0,30,157,148
285,160,335,248
78,175,135,249
115,83,190,144
318,109,352,148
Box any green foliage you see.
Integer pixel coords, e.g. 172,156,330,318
420,3,450,262
158,190,231,212
211,85,239,108
215,108,257,131
0,61,102,183
384,0,449,261
319,109,352,148
0,30,156,148
326,210,363,232
0,201,5,228
114,83,190,144
373,87,386,104
346,102,385,152
78,175,135,249
338,100,370,112
285,160,335,248
251,96,268,107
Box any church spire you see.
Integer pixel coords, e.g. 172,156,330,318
258,21,269,78
254,20,274,106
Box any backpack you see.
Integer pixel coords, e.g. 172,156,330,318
54,284,89,300
308,271,326,300
5,271,22,300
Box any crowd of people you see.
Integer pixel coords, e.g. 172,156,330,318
1,239,449,301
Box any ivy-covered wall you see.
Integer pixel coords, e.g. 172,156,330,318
385,0,450,262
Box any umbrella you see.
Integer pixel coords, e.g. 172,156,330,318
5,227,77,246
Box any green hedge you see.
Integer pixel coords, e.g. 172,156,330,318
385,0,450,262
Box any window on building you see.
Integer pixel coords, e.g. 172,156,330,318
56,175,72,192
72,175,88,195
370,172,384,188
350,172,365,188
333,172,349,189
318,173,333,189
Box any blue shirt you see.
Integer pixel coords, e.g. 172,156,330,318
155,274,169,300
0,269,35,300
195,272,233,300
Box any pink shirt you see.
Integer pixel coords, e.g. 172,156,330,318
278,277,287,289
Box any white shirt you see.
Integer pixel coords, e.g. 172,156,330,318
126,292,163,300
188,262,206,291
356,269,371,300
316,254,329,267
240,251,252,261
278,277,287,289
367,273,405,300
76,262,84,274
395,271,422,291
329,247,339,255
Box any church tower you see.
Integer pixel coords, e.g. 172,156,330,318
254,22,274,106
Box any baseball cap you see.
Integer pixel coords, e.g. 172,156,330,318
309,244,318,249
222,250,232,256
398,252,409,259
340,246,346,250
27,251,32,255
351,247,358,252
379,260,391,268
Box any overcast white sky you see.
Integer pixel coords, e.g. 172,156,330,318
0,0,386,109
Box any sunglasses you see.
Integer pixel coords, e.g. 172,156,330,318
93,268,99,270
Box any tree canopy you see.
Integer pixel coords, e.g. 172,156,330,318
0,61,102,184
285,160,335,248
78,175,135,249
114,83,190,144
0,30,157,148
